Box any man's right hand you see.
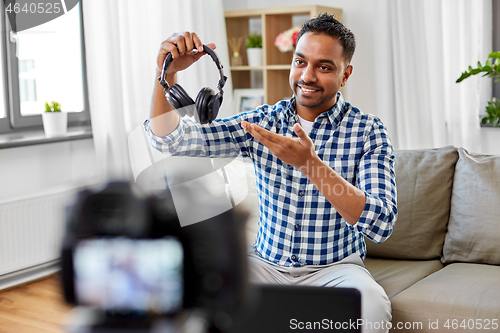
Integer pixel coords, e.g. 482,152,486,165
149,32,216,137
156,31,217,76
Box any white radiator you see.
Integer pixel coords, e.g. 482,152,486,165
0,187,78,289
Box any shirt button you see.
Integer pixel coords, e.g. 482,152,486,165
295,224,300,229
291,255,297,260
299,191,304,196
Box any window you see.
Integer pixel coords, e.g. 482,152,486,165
0,1,89,133
19,59,37,103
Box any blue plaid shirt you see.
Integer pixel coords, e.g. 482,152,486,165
148,92,397,267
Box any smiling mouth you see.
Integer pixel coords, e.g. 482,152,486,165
298,85,320,94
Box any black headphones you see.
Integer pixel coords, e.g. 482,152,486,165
158,45,227,124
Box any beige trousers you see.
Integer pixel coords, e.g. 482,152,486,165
247,247,392,333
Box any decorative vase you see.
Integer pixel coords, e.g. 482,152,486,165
247,48,263,67
42,112,68,137
231,51,243,66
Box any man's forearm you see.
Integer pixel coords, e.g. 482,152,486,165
149,71,180,137
303,156,366,226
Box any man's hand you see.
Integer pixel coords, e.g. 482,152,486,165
241,121,320,174
150,32,215,137
156,31,216,75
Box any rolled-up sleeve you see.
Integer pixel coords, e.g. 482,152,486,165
354,117,398,243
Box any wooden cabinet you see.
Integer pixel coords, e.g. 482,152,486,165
224,5,343,106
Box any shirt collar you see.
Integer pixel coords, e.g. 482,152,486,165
285,91,347,127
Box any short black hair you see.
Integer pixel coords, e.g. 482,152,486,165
296,13,356,64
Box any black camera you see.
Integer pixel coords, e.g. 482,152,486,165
61,181,249,332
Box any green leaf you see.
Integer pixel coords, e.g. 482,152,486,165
482,117,488,125
51,101,61,112
495,76,500,83
457,52,500,83
246,34,262,49
489,51,500,59
483,98,500,126
456,72,471,82
44,100,62,112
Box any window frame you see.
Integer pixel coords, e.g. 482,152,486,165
0,1,90,134
0,12,9,132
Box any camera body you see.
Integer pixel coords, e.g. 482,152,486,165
61,181,249,330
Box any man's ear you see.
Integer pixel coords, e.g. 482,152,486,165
341,64,353,87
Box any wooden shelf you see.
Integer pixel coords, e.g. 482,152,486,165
230,66,265,71
230,65,291,71
266,65,291,70
225,5,343,106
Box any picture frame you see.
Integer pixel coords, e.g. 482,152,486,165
233,89,264,114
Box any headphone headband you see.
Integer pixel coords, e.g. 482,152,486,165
158,45,227,95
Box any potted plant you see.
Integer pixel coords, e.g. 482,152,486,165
42,100,67,137
246,33,262,67
456,52,500,127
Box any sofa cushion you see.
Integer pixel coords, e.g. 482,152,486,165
390,263,500,332
442,148,500,265
366,146,458,260
364,257,443,299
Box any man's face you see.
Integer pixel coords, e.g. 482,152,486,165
289,32,352,119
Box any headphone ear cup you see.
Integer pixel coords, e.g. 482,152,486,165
195,87,216,124
208,93,222,123
167,84,195,117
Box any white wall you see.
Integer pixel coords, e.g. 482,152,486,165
0,139,98,203
223,0,500,155
481,128,500,155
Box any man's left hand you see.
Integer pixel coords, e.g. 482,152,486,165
241,121,319,173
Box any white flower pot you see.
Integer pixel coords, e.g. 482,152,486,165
42,112,68,137
247,48,263,67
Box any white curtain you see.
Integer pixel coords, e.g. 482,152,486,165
383,0,492,151
82,0,233,182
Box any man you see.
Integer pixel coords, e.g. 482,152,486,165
146,14,397,333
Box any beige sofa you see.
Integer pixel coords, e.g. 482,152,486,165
240,146,500,333
365,146,500,332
